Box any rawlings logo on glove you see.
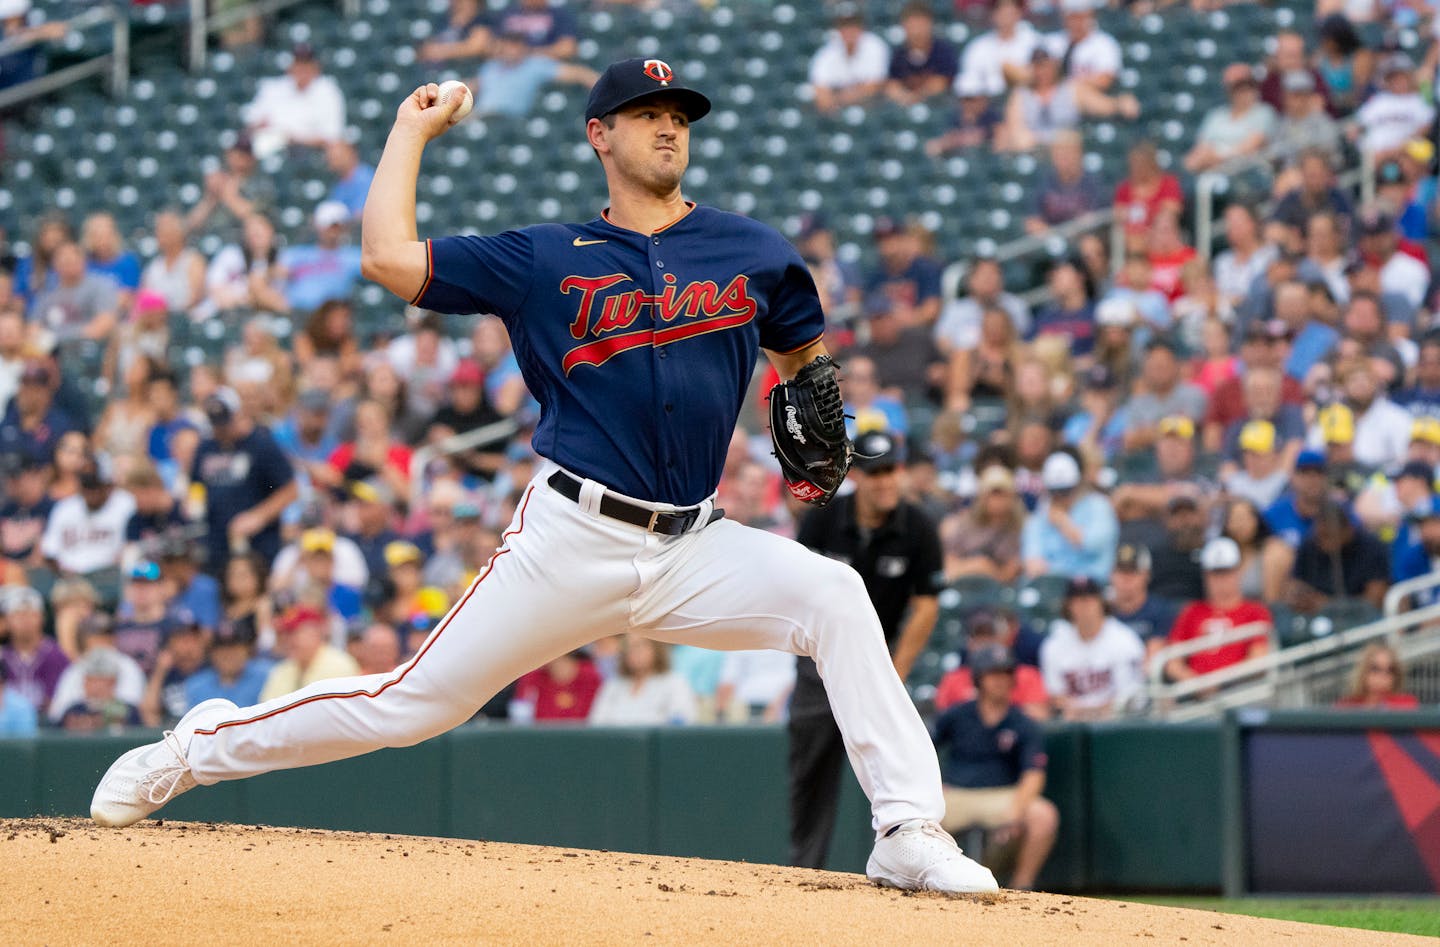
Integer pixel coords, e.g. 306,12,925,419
768,355,851,506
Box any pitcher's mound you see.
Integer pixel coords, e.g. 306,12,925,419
0,818,1419,945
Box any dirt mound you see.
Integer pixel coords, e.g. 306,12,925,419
1,819,1419,945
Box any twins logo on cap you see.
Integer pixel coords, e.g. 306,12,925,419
643,59,674,85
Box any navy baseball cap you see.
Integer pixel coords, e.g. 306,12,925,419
584,58,711,123
853,430,905,473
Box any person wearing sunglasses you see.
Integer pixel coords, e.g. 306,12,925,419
1336,642,1419,709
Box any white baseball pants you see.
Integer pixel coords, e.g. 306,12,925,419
186,461,944,835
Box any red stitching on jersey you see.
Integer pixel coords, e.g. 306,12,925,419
409,239,435,307
190,484,536,738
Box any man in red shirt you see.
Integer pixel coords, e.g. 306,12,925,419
1203,320,1305,444
1165,537,1271,682
934,609,1049,720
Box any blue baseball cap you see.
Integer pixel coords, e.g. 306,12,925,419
584,58,711,123
1296,449,1327,471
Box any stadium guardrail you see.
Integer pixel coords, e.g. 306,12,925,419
407,417,520,513
0,2,129,110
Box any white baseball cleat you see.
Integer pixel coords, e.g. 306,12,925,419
866,820,1001,895
90,698,237,828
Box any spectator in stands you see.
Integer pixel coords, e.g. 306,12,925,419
1397,337,1440,418
31,241,119,342
137,212,204,318
1393,139,1434,240
1046,0,1121,91
511,650,602,723
1135,491,1207,603
996,47,1138,153
47,429,88,503
326,400,413,500
840,354,907,439
140,611,208,725
191,387,297,575
1315,358,1411,472
0,453,51,567
81,212,139,293
220,552,273,655
1260,31,1331,116
295,299,362,383
926,72,1003,156
0,362,77,466
793,214,863,329
1029,256,1096,356
1221,497,1284,603
942,465,1024,583
41,453,134,580
1211,205,1276,309
589,635,696,726
943,305,1023,414
1352,54,1432,160
417,0,491,65
344,484,404,591
1270,71,1341,175
885,2,959,106
1355,208,1429,311
933,643,1058,891
935,257,1030,359
259,604,360,702
934,610,1049,720
958,0,1038,95
243,42,346,158
1265,448,1331,550
1165,537,1272,683
323,140,374,221
0,310,24,412
1062,363,1125,460
864,218,943,330
1218,366,1305,470
1024,130,1104,234
1112,416,1211,522
855,299,943,405
350,622,400,676
1356,459,1433,570
1313,13,1372,115
1103,256,1170,332
157,531,221,633
282,202,363,314
1223,421,1290,510
0,661,37,737
203,213,288,317
57,649,140,731
0,2,68,93
1275,151,1354,240
1040,576,1146,720
491,0,578,61
1183,64,1277,173
1393,501,1440,607
471,30,599,119
1144,212,1197,303
184,617,271,711
1108,542,1179,658
1285,502,1390,614
807,4,888,114
111,559,181,674
94,355,158,468
47,576,97,660
283,527,363,625
1022,451,1117,582
1122,339,1208,453
0,585,67,714
187,134,278,246
1114,140,1183,253
1336,642,1419,709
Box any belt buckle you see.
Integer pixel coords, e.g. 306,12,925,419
646,509,664,533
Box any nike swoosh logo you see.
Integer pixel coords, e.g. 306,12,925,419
572,237,607,247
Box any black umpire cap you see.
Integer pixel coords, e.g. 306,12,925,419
584,58,712,123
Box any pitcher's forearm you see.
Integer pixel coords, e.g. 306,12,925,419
361,127,429,297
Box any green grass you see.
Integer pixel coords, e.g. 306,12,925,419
1114,896,1440,938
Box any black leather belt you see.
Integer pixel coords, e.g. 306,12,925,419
547,471,721,536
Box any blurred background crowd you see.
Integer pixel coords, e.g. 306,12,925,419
0,0,1436,744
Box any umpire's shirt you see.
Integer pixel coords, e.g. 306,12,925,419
792,492,942,716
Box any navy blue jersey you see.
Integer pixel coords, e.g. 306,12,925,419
414,204,825,505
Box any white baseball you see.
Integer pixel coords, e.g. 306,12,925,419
436,80,473,124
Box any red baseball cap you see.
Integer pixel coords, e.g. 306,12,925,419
450,360,483,386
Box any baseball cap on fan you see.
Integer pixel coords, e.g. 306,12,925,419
853,430,904,473
0,0,32,19
1041,452,1082,491
204,387,242,428
584,58,711,124
313,200,349,231
1200,537,1242,572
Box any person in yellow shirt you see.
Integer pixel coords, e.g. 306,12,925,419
258,605,360,702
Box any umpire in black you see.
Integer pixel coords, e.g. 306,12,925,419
788,430,944,868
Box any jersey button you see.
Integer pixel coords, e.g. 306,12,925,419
658,349,668,359
652,237,660,245
656,260,665,269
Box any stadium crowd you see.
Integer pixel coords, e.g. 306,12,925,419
0,0,1434,744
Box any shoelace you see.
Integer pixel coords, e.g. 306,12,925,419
913,820,965,854
138,731,193,805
